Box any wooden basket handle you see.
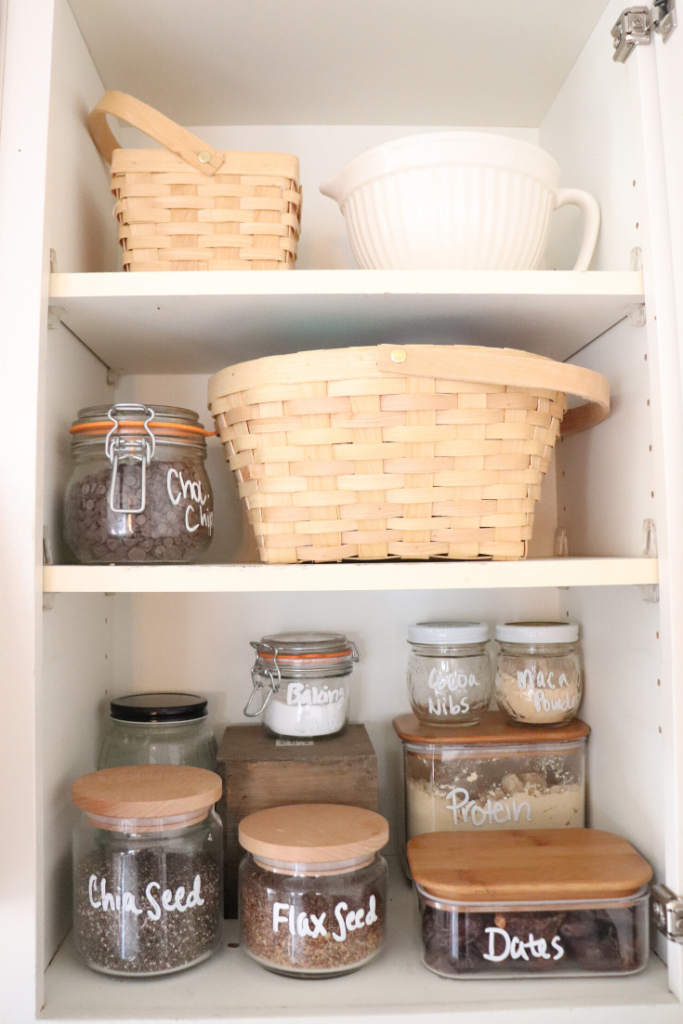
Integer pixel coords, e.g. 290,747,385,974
377,344,610,435
88,91,224,177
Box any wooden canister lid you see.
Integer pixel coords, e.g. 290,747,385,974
239,804,389,863
393,710,590,745
407,829,653,903
72,765,222,821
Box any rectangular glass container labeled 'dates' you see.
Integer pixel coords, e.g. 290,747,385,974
407,829,652,979
393,712,589,844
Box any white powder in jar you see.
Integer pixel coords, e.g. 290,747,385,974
264,681,348,737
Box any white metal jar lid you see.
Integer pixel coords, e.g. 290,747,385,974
495,621,579,644
408,621,490,645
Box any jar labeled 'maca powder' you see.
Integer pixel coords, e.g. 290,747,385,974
407,621,492,726
408,829,652,978
393,712,589,846
98,692,218,771
495,622,582,726
65,403,213,564
239,804,388,977
246,632,359,738
72,765,222,976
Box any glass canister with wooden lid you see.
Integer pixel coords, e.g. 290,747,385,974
408,829,652,978
239,804,388,977
393,711,589,849
64,403,214,564
72,764,222,977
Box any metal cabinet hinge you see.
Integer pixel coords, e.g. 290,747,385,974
652,884,683,941
612,1,677,62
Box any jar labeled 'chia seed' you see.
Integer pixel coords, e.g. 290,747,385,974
64,403,214,564
239,804,388,977
72,765,222,977
98,692,218,771
245,632,359,738
407,621,492,726
495,622,582,727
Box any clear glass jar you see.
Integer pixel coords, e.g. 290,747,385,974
393,712,589,847
407,622,492,726
98,693,217,770
238,805,388,977
495,622,582,727
72,765,222,977
409,830,652,979
246,632,359,738
64,403,213,565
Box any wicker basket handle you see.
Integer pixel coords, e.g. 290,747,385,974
88,91,224,177
377,344,610,435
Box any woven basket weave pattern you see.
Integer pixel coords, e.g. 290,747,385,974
211,370,567,563
111,151,301,272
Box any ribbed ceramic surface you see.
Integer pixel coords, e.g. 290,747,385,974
341,166,554,271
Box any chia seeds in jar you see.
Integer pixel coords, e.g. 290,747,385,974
245,632,359,738
72,764,222,977
408,829,652,979
239,804,388,977
98,692,218,771
64,403,214,565
495,622,582,727
407,622,492,726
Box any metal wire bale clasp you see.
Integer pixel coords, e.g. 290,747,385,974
105,403,156,514
244,641,281,717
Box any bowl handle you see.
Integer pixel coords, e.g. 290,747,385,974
553,189,601,272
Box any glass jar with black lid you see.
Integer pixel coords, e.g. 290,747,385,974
98,693,217,771
245,632,359,739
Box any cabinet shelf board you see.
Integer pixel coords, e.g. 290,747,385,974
42,859,674,1024
48,271,644,375
43,558,659,594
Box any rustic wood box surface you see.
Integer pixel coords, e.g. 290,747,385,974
217,724,378,916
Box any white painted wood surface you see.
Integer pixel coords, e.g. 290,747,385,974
43,558,659,594
49,270,644,375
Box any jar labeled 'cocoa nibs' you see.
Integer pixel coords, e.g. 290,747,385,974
239,804,388,977
72,764,223,977
64,403,214,564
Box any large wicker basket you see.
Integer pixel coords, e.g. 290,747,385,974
208,344,610,563
89,92,301,271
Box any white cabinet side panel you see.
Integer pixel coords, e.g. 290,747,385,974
540,0,639,273
45,0,118,273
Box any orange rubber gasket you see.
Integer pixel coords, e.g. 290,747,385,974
70,420,215,437
258,650,354,661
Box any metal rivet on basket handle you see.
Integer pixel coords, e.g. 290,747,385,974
88,91,225,177
377,344,610,435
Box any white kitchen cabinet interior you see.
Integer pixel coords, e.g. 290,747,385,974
1,0,683,1022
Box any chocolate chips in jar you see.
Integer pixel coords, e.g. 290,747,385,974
64,404,214,565
238,804,389,977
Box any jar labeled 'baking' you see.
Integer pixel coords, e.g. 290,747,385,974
72,765,222,977
495,622,582,726
239,804,388,977
65,403,213,564
407,621,492,726
98,693,218,771
408,829,652,979
393,712,589,851
246,632,359,738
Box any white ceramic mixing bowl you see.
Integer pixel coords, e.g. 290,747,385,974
320,132,600,271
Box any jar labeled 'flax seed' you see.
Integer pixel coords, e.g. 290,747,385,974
407,621,492,726
495,622,582,726
72,765,222,977
64,403,214,564
408,829,652,979
245,632,359,738
239,804,388,977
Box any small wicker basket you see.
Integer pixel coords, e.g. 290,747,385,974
208,344,609,563
88,92,301,271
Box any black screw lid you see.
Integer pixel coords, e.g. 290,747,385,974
110,692,208,723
